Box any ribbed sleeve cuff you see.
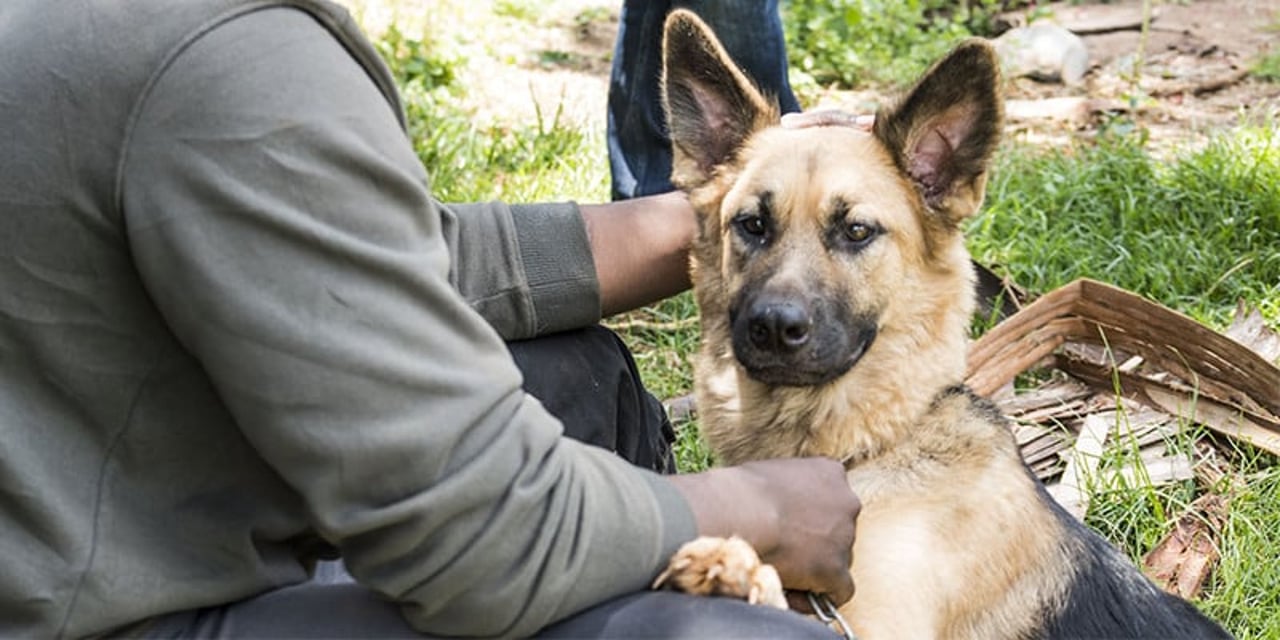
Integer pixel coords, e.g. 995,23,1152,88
509,202,601,336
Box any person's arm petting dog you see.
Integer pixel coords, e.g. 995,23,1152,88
582,191,696,317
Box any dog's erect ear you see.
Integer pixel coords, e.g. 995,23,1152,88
662,9,778,189
873,40,1003,223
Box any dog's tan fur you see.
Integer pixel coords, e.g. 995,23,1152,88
657,10,1231,640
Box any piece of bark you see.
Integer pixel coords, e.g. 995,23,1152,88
1059,355,1280,455
1017,425,1070,475
1109,452,1195,487
1142,492,1229,599
997,379,1094,417
663,393,698,423
1015,425,1064,454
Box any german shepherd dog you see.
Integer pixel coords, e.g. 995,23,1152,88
657,10,1232,639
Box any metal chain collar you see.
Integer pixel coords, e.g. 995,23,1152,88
807,592,858,640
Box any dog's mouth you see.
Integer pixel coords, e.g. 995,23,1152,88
738,325,877,387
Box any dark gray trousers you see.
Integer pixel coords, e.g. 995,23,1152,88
141,326,834,638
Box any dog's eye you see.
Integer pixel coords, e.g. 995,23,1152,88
844,222,877,244
735,215,768,238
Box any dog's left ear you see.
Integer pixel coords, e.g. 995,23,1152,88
661,9,778,190
874,40,1003,224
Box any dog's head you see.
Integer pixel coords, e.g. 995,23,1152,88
662,11,1001,390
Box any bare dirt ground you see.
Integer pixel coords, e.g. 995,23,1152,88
995,0,1280,151
379,0,1279,153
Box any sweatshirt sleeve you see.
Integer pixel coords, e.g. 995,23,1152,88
439,199,602,340
119,7,695,637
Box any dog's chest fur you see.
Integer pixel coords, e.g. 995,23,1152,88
836,390,1073,639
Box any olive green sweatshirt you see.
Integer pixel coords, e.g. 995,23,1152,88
0,1,695,637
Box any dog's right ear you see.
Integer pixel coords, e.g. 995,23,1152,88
661,9,777,190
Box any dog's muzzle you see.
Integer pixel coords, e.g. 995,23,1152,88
730,293,877,387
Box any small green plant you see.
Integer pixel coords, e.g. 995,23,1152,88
610,291,709,472
374,23,461,92
574,6,613,29
1253,51,1280,82
493,0,540,23
374,24,604,204
611,291,702,404
782,0,1003,89
1195,447,1280,639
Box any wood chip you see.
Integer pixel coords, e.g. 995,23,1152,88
1046,412,1112,519
997,379,1093,417
1109,453,1195,487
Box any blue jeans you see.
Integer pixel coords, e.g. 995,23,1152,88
607,1,801,200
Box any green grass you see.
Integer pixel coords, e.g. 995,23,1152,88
378,12,1280,637
972,126,1280,328
402,90,603,204
1257,13,1280,83
1199,459,1280,638
970,128,1280,637
375,18,606,204
493,0,541,23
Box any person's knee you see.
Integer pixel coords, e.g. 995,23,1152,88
506,326,674,471
506,326,634,398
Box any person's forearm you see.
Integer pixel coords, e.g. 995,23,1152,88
664,458,860,606
581,191,696,316
665,466,782,556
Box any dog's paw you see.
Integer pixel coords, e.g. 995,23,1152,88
652,535,788,609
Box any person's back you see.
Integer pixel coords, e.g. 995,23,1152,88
1,2,698,635
0,2,384,634
1,2,863,637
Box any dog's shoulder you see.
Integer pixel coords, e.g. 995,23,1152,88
915,385,1022,459
931,384,1008,427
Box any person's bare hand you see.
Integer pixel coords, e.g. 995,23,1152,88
780,109,874,130
667,457,861,606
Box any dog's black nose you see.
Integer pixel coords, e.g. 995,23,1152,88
747,301,811,352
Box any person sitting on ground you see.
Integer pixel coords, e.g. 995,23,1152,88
0,1,861,637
